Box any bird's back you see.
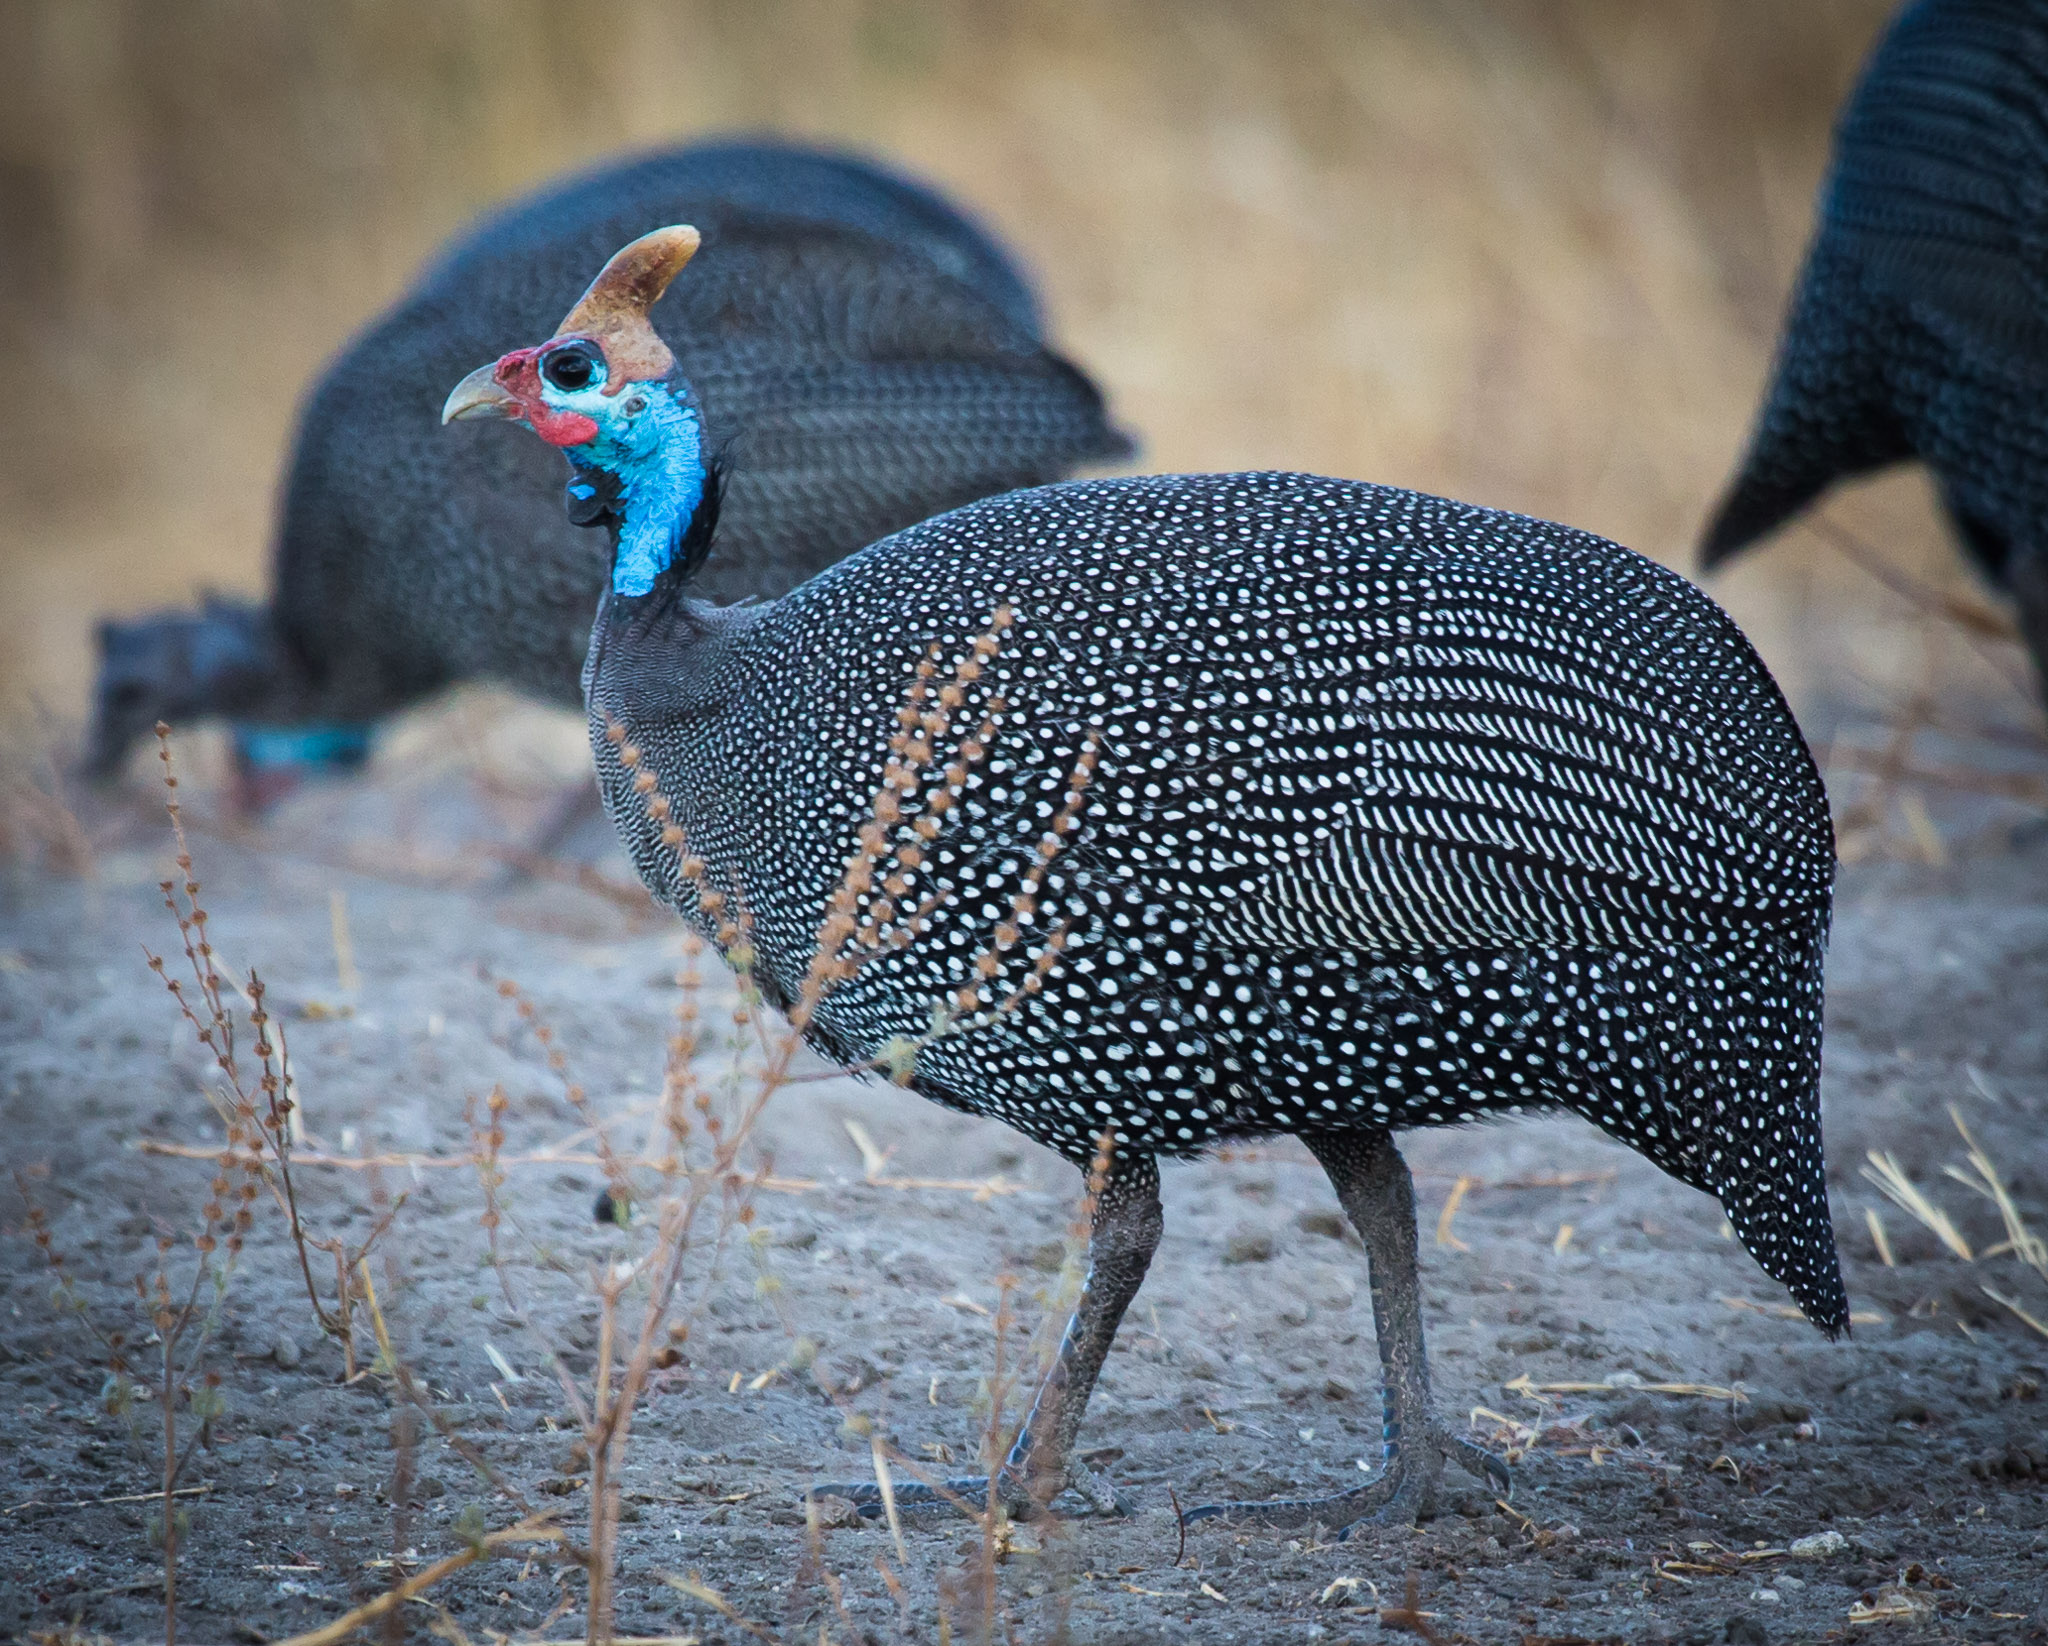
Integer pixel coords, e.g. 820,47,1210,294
681,473,1831,942
1703,0,2048,571
269,140,1129,715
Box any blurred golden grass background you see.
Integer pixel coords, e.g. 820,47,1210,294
0,0,2021,749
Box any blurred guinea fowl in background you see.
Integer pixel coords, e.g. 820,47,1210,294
1701,0,2048,708
88,137,1134,796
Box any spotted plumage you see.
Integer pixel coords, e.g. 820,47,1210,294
452,236,1846,1530
593,473,1845,1338
1702,0,2048,702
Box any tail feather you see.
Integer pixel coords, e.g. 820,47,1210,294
1701,249,1915,570
1710,931,1849,1339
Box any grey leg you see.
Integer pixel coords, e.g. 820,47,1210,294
1181,1129,1509,1534
810,1149,1162,1520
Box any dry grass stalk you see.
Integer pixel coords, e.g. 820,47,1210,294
143,725,401,1376
1858,1151,1974,1261
490,973,638,1221
1980,1286,2048,1343
789,1491,862,1644
269,1516,565,1646
1828,632,1941,865
868,1434,911,1566
1376,1569,1446,1643
961,1135,1116,1641
68,727,566,1639
460,608,1093,1642
485,846,665,917
142,1132,1017,1197
657,1572,781,1644
1865,1206,1897,1269
1811,516,2048,856
1895,789,1949,866
1827,744,2048,809
16,1137,255,1646
1434,1174,1475,1251
8,727,320,1643
1966,1064,2007,1105
1502,1374,1746,1402
834,1118,1022,1197
136,1137,814,1187
328,888,361,994
1847,1587,1937,1626
1942,1105,2048,1283
0,710,93,878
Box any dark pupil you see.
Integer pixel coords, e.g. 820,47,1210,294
544,348,595,391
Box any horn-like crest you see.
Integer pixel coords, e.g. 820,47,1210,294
552,224,701,389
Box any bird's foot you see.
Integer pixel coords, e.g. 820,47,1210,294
807,1457,1131,1523
1179,1424,1509,1536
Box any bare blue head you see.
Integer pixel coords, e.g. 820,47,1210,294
441,225,708,597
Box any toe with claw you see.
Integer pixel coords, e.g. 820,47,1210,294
1180,1422,1510,1536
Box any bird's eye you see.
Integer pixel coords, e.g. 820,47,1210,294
542,345,601,393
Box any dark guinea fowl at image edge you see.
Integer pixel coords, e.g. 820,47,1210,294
87,137,1132,788
446,226,1850,1534
1701,0,2048,704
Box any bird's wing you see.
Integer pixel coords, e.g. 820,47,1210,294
1157,568,1834,960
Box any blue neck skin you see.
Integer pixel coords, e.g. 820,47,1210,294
571,386,706,597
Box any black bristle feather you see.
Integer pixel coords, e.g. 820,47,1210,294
597,456,732,641
675,451,731,588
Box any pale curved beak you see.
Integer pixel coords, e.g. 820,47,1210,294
441,362,522,424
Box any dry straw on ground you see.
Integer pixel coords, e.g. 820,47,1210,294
1856,1100,2048,1344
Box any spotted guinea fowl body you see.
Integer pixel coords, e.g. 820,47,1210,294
1703,0,2048,693
87,139,1127,774
592,471,1846,1333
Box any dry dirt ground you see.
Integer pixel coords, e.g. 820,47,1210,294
3,707,2046,1645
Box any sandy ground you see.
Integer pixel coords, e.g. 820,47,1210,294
3,704,2047,1645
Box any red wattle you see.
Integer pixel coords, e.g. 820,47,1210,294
530,407,602,447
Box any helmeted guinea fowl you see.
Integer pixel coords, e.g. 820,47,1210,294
445,228,1849,1529
1701,0,2048,705
87,138,1131,783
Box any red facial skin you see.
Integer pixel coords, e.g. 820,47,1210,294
492,345,601,447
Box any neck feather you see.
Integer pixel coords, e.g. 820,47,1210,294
593,390,706,597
